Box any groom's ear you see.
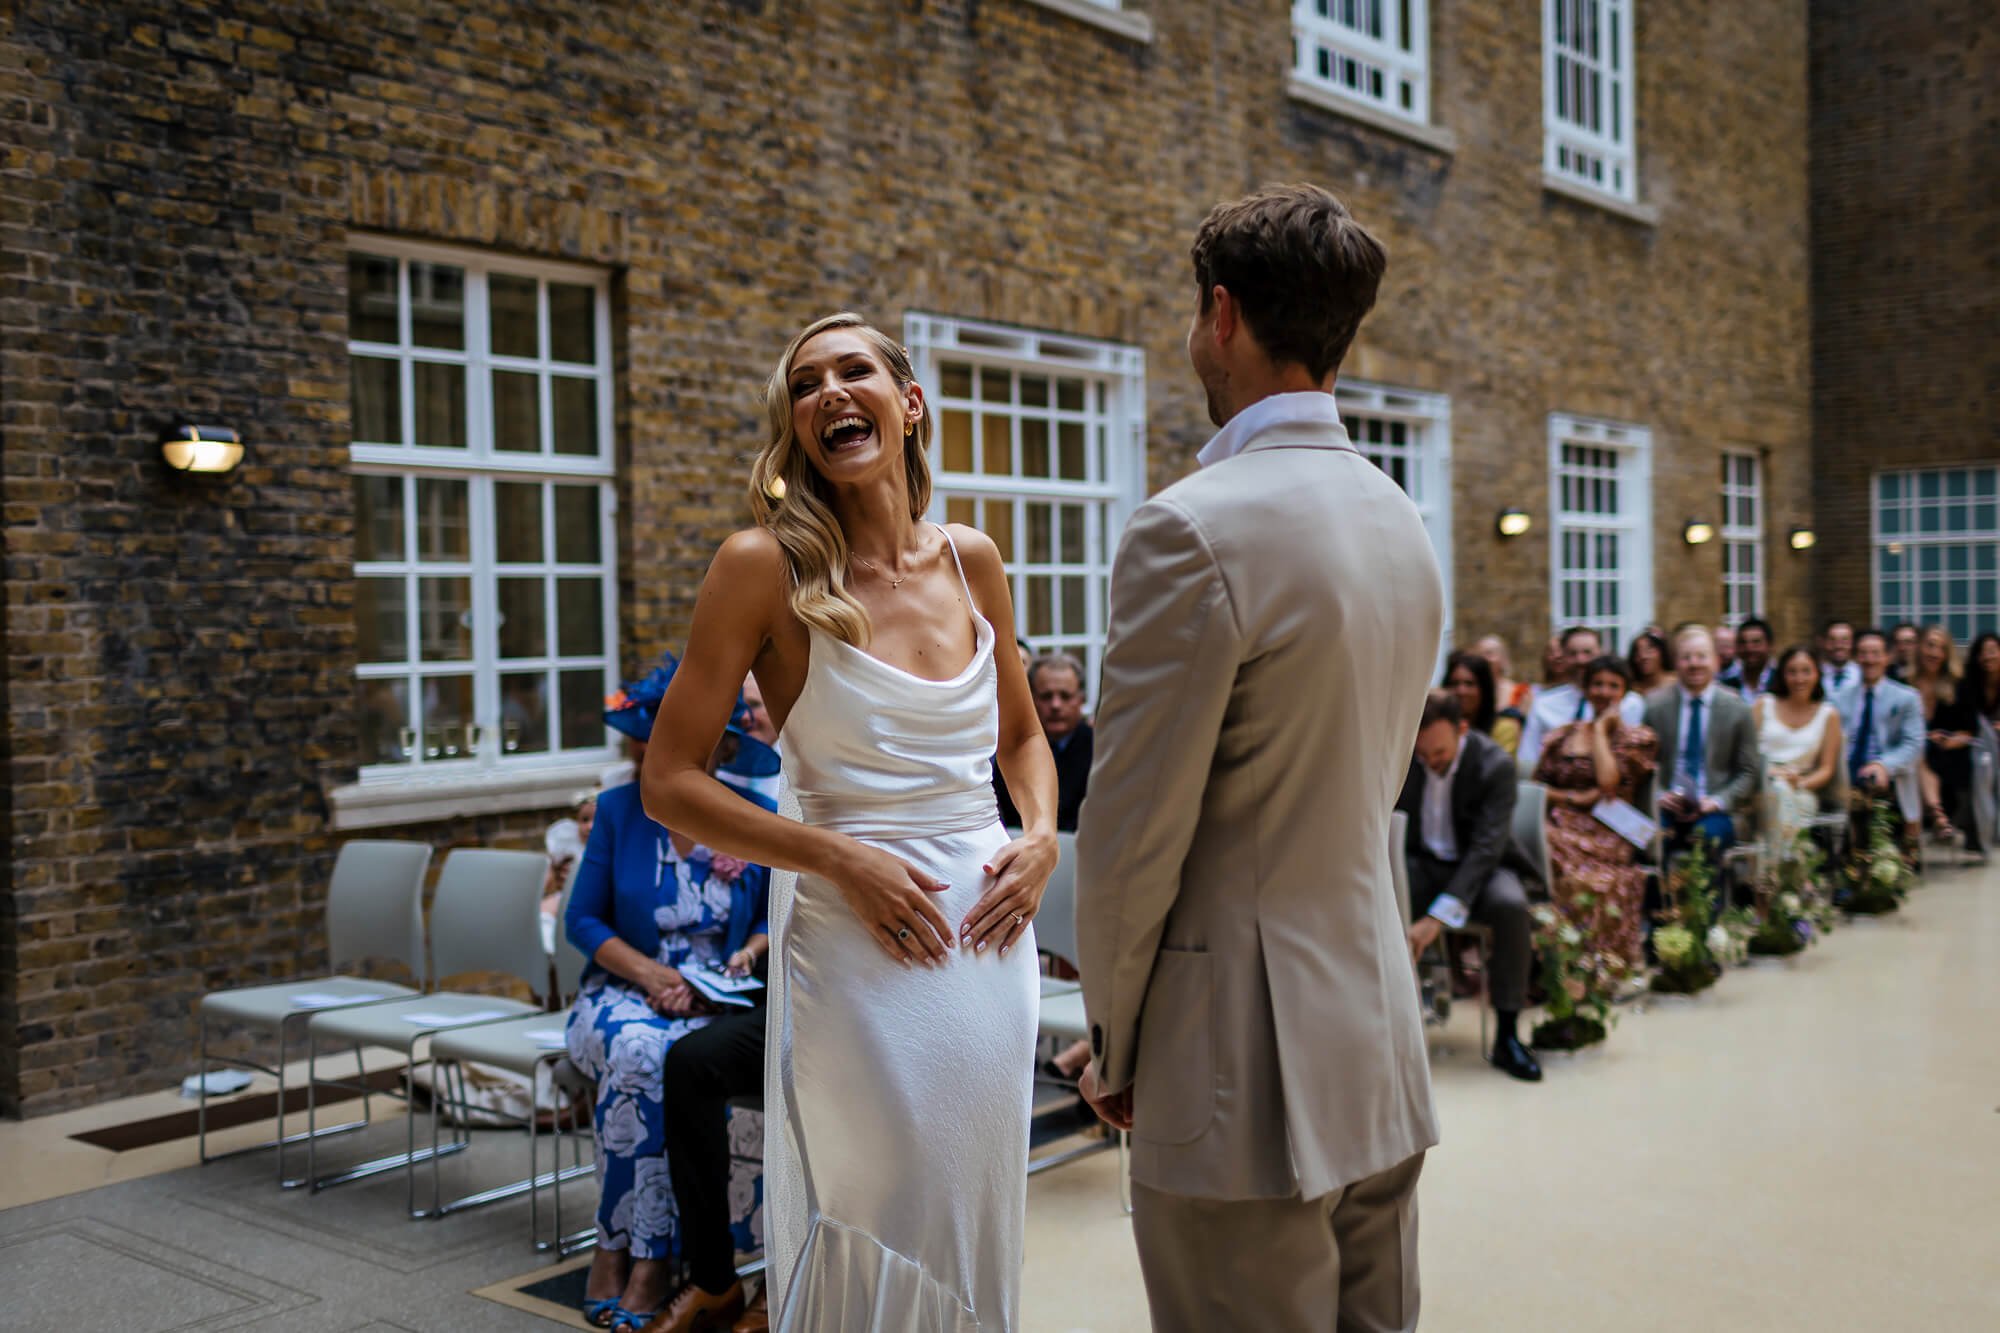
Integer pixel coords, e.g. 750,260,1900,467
1209,285,1240,345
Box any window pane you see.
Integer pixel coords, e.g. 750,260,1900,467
1060,576,1086,633
1021,419,1051,478
945,496,975,528
493,370,541,453
409,261,465,350
416,478,470,561
420,674,475,758
490,274,538,358
941,363,972,399
559,668,606,751
549,283,595,363
348,253,399,344
351,356,403,444
418,576,473,660
1026,576,1053,636
354,475,404,562
553,486,601,563
1060,506,1085,563
1057,379,1085,411
498,577,547,658
981,416,1011,476
557,577,603,655
500,671,550,755
356,578,408,663
551,375,598,456
494,481,544,563
1057,422,1086,480
1027,503,1053,563
413,361,466,448
940,411,973,472
978,368,1010,404
985,500,1015,562
1020,375,1049,408
358,677,411,765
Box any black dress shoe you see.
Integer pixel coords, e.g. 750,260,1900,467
1489,1033,1542,1082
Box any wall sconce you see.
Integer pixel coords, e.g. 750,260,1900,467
1789,526,1817,551
160,423,244,474
1496,508,1532,539
1683,518,1716,546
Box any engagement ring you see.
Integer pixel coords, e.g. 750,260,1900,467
896,927,912,942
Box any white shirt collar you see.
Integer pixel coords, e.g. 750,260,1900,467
1679,681,1720,709
1196,391,1344,468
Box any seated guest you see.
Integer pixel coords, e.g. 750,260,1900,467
542,791,598,953
1960,633,2000,726
1445,650,1520,757
1627,629,1672,698
566,656,772,1330
1475,634,1535,719
1754,646,1845,864
1719,616,1775,703
995,652,1093,831
1888,622,1920,682
1911,625,1975,845
1714,623,1737,677
1518,625,1646,772
1821,619,1861,705
1397,690,1542,1082
1644,625,1761,858
1533,656,1659,969
1839,628,1926,848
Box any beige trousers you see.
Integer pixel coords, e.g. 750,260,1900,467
1129,1151,1425,1332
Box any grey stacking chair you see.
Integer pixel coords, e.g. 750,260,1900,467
425,865,596,1251
196,839,432,1185
1030,832,1127,1209
304,847,548,1214
1973,717,1999,854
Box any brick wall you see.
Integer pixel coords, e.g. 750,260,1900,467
1,0,1813,1114
1809,0,2000,626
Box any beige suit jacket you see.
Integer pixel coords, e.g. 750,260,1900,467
1076,419,1443,1202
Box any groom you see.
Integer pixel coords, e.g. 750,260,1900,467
1076,184,1442,1332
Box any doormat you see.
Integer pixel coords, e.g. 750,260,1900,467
69,1067,408,1151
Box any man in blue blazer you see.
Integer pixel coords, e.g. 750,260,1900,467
1838,628,1925,845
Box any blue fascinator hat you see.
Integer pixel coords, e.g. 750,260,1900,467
604,653,782,811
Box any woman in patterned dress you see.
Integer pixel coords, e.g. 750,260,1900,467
564,656,774,1330
1533,654,1659,968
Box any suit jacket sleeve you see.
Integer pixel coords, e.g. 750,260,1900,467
1076,498,1242,1094
1882,690,1924,776
1713,706,1762,812
1446,749,1518,910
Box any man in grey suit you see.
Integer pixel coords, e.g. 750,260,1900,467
1643,625,1761,856
1076,185,1440,1331
1838,627,1926,841
1396,689,1543,1082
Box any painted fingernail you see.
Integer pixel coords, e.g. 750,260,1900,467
975,941,986,952
999,946,1009,958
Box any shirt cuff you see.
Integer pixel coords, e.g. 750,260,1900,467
1426,893,1470,930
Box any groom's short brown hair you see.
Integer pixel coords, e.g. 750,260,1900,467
1190,183,1387,382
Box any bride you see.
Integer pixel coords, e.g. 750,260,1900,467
643,313,1058,1330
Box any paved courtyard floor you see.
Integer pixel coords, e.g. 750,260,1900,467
4,860,1996,1331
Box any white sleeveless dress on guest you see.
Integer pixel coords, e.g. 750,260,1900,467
762,526,1037,1331
1759,700,1835,855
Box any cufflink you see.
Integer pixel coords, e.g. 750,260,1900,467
1090,1024,1103,1055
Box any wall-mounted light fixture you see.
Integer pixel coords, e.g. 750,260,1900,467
1789,526,1817,551
160,423,244,474
1496,508,1532,539
1683,518,1716,546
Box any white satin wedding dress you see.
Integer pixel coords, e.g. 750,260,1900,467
763,527,1037,1331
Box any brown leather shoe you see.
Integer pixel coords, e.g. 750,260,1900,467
641,1280,744,1333
731,1285,769,1333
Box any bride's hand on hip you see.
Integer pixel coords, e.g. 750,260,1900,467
961,829,1056,958
829,840,956,968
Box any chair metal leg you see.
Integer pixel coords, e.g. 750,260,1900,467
1118,1130,1133,1216
197,1016,210,1167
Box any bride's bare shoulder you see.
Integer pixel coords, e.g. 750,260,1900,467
709,527,788,583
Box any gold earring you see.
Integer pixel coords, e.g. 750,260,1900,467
764,475,787,501
904,420,915,437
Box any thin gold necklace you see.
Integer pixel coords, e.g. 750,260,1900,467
850,552,910,589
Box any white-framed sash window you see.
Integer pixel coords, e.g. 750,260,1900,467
1549,413,1653,652
1291,0,1432,126
1544,0,1638,202
905,314,1146,694
1875,466,2000,645
341,236,618,822
1338,382,1453,665
1721,450,1764,625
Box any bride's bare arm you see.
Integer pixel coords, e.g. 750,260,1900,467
643,529,954,964
950,526,1059,955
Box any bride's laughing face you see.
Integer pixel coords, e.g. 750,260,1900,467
787,329,923,490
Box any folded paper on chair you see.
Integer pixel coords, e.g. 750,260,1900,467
1592,798,1658,850
289,991,389,1009
685,964,763,1009
398,1009,514,1026
181,1070,254,1098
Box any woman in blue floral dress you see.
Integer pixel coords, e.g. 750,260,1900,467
565,656,774,1330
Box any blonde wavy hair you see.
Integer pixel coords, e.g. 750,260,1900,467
749,313,934,646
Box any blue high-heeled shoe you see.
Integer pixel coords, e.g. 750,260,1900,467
609,1306,663,1331
582,1297,620,1328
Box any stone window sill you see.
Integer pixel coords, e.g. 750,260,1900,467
1285,77,1457,155
1021,0,1154,43
326,760,612,831
1541,172,1660,226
